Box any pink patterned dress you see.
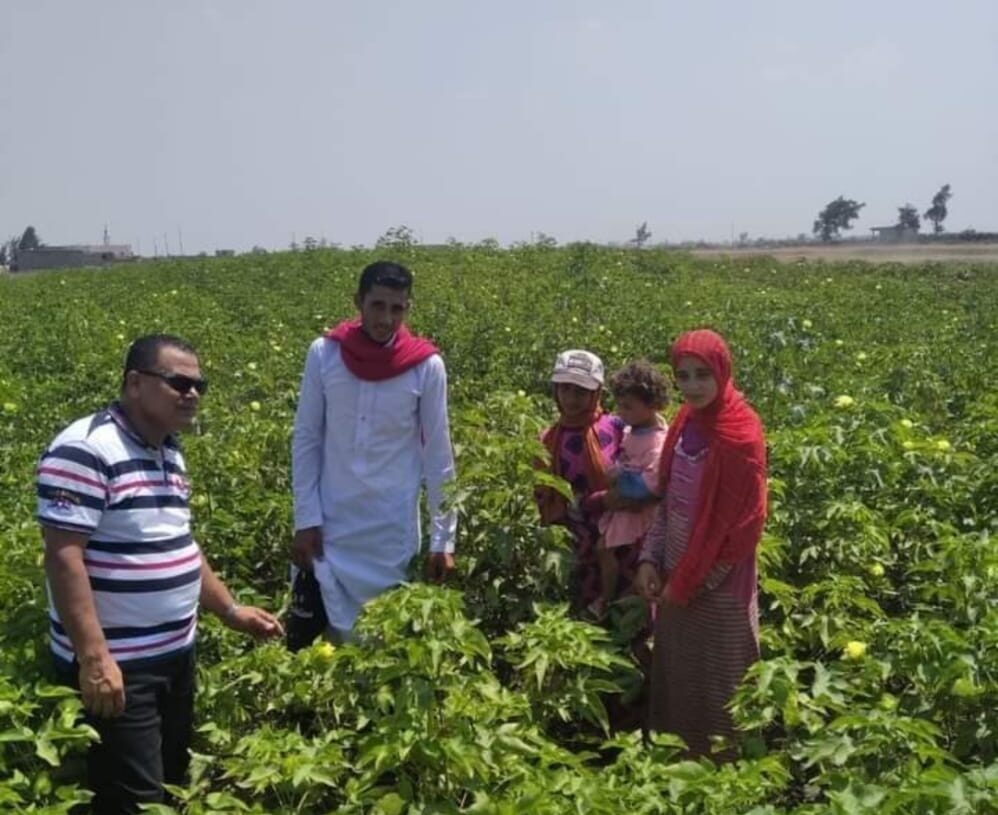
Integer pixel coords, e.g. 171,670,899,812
599,422,668,548
539,414,636,609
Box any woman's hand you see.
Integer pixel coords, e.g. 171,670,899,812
659,581,681,607
604,489,645,512
634,562,662,600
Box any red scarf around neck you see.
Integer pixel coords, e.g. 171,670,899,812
658,330,767,605
325,319,438,381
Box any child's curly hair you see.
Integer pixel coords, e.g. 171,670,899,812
609,359,670,409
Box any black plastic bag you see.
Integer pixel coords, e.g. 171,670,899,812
286,568,328,652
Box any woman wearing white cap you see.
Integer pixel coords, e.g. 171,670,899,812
536,350,644,611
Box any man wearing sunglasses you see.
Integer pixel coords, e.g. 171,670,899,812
290,260,457,645
36,333,283,814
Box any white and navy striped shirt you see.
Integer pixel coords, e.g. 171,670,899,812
36,403,202,665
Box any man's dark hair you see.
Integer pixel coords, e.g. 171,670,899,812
610,359,670,409
357,261,413,298
123,334,197,387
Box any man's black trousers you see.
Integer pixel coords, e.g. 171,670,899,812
56,647,195,814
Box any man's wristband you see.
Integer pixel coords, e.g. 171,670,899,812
222,602,242,622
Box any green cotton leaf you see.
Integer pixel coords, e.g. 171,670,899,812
291,763,339,789
0,726,33,742
210,790,258,810
34,737,60,766
534,653,549,689
32,682,78,700
31,770,52,798
428,638,444,674
754,660,779,695
533,470,574,499
811,661,833,699
827,779,887,813
375,792,406,815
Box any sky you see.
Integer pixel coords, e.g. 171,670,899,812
1,0,996,255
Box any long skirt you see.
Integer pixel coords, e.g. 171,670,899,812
648,589,759,760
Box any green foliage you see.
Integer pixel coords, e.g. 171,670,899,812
497,604,637,736
444,391,573,637
1,246,996,812
0,675,96,811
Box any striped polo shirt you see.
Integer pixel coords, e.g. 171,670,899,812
36,402,202,665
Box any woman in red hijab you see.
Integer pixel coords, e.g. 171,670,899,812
635,329,767,760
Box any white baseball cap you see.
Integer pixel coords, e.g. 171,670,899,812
551,349,605,390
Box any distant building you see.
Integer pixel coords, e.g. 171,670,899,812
13,244,134,272
870,226,918,243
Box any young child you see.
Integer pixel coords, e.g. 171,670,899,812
535,350,624,613
591,360,669,619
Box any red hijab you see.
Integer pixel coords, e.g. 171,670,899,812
657,329,767,605
325,319,438,381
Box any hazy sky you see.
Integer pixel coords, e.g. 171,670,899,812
2,1,996,254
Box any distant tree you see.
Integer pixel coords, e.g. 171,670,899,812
630,221,652,248
3,235,20,264
812,197,865,241
376,225,417,249
896,204,920,233
924,184,952,234
250,245,268,255
303,236,317,251
533,232,557,248
18,225,41,251
738,231,749,246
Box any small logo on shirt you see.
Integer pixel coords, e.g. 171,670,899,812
171,476,192,500
47,490,81,514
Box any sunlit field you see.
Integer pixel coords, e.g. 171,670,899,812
1,245,995,813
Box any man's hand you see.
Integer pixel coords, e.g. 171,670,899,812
225,606,284,640
634,562,662,601
79,652,125,719
291,527,323,569
426,552,455,583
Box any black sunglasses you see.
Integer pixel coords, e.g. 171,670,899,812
136,369,209,396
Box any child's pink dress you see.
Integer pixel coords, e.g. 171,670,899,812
598,421,668,548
